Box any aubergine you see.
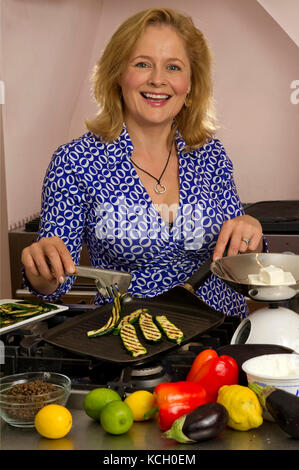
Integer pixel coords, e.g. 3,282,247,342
163,403,229,444
249,383,299,439
217,344,294,385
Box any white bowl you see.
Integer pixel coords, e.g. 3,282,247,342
242,354,299,421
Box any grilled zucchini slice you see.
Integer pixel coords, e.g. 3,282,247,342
113,308,144,335
139,311,162,343
87,294,122,337
155,315,184,344
9,310,41,318
120,323,147,357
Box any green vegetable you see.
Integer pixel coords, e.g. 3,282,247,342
249,383,299,439
120,323,147,357
139,311,162,343
113,308,144,335
0,300,57,327
155,315,184,344
87,294,121,337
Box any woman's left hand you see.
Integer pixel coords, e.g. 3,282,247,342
213,215,263,261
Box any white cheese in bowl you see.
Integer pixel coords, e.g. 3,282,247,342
245,354,299,378
248,265,296,286
242,354,299,421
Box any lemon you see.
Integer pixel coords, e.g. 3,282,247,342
34,404,72,439
84,387,121,421
124,390,155,421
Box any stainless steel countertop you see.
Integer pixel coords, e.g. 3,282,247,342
1,391,299,451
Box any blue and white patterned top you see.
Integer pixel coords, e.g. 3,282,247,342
25,125,250,317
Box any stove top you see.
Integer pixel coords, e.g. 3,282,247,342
0,304,241,397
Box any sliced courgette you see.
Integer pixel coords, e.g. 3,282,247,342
0,301,54,316
0,319,16,326
14,303,44,311
139,311,162,343
113,308,144,335
119,323,147,357
11,310,41,318
155,315,184,344
1,309,30,315
87,294,122,337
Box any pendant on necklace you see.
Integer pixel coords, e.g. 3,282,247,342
154,182,166,194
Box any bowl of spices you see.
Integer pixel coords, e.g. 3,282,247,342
0,372,71,427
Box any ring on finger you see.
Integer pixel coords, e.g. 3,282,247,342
242,237,251,245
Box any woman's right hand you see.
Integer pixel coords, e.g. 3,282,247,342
21,236,76,296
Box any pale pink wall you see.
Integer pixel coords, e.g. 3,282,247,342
3,0,299,229
257,0,299,46
2,0,104,228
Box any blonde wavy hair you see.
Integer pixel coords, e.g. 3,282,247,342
85,8,217,149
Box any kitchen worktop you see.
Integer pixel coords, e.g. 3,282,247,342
1,390,298,452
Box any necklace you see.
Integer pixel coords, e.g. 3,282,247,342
131,142,173,194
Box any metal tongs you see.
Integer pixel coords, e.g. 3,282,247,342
68,266,132,299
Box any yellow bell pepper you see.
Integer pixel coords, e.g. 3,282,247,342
217,384,263,431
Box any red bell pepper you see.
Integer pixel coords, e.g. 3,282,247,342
187,350,239,402
149,381,207,431
186,349,218,382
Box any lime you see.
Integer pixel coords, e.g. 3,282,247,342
84,388,121,421
124,390,155,421
100,400,133,435
34,404,72,439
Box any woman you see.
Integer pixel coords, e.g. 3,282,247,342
21,8,264,317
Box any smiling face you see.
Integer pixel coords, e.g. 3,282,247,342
119,25,191,132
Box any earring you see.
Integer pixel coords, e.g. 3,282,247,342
184,92,191,108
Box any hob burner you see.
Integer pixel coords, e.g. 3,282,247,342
107,360,172,396
131,363,163,377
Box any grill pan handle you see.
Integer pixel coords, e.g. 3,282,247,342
183,256,212,293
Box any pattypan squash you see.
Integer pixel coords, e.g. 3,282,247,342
217,384,263,431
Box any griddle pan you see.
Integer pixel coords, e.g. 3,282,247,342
43,258,224,365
